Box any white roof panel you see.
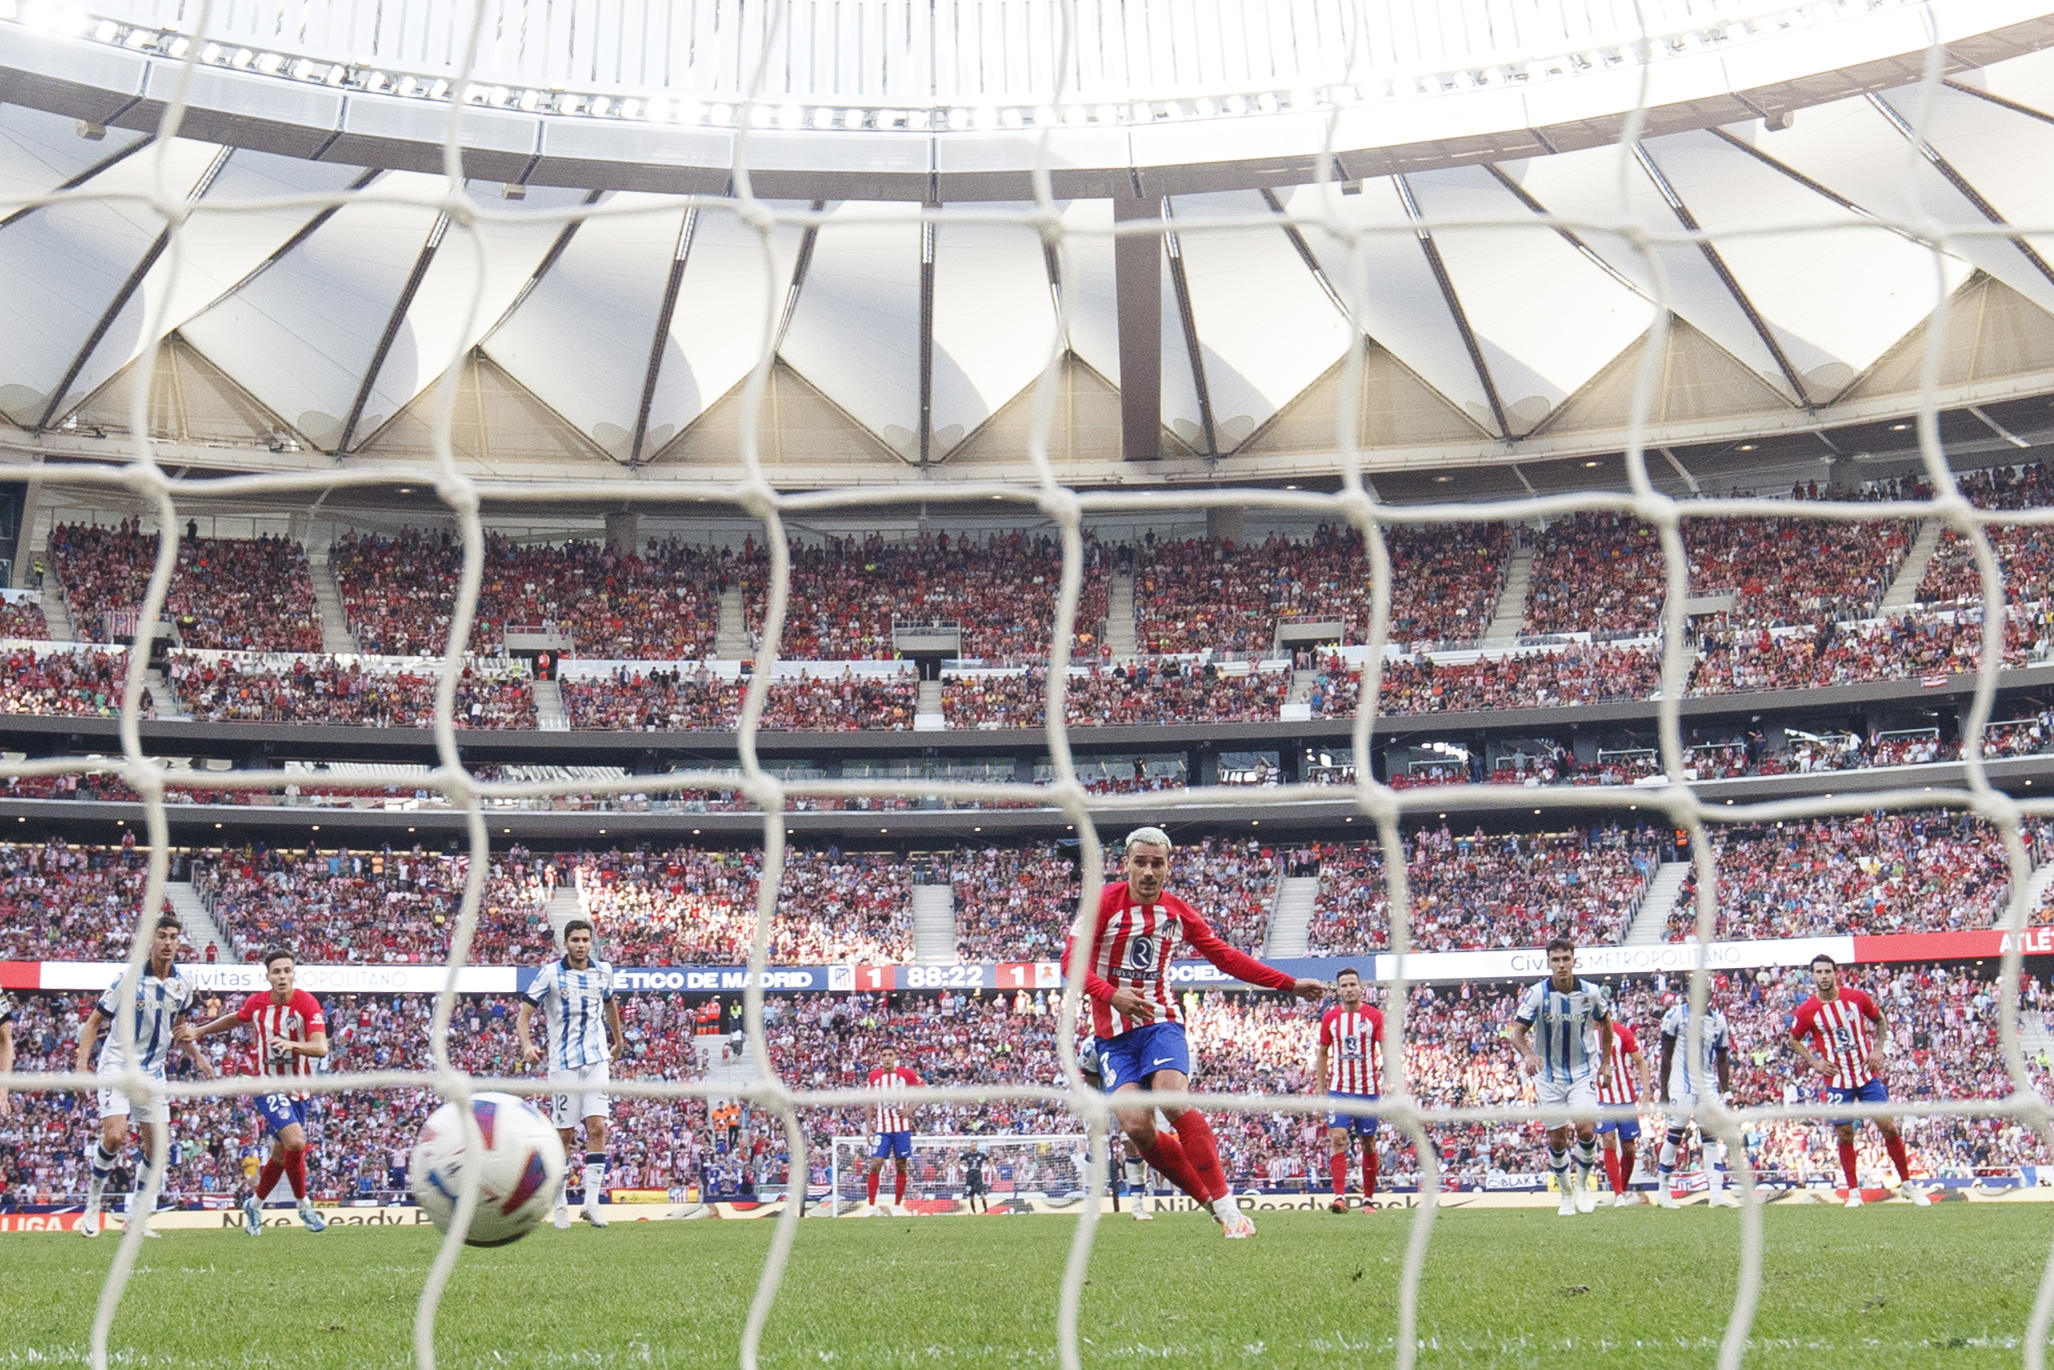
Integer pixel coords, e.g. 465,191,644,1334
54,151,371,420
179,171,445,450
483,191,692,460
1639,128,1968,399
644,202,807,450
930,207,1058,454
0,138,220,425
1752,94,2054,317
1055,198,1121,387
357,184,589,444
1281,179,1498,434
1500,146,1797,401
1405,165,1655,434
1879,82,2054,292
0,105,147,207
779,201,923,456
1171,190,1352,449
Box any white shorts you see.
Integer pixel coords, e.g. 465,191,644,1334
549,1063,610,1128
1533,1074,1599,1123
1661,1091,1726,1127
96,1063,170,1125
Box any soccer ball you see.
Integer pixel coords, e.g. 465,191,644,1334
409,1092,566,1247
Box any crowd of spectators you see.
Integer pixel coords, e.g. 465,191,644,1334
168,653,537,728
7,959,2044,1207
0,599,48,640
746,531,1111,663
1522,504,1912,639
559,669,920,732
1309,645,1662,717
1689,610,2040,695
944,662,1290,729
0,648,151,719
1916,463,2054,609
573,847,912,965
1300,825,1663,956
191,845,561,965
1131,524,1509,656
1665,812,2054,943
50,522,323,653
332,530,734,659
0,840,160,962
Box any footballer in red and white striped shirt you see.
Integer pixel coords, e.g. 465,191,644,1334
184,946,330,1234
1789,954,1927,1207
1313,968,1388,1213
1061,826,1326,1239
862,1047,923,1214
1593,1020,1649,1203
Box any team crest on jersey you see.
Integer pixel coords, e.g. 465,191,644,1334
1120,934,1160,974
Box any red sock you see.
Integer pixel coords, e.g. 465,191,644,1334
893,1170,907,1205
1361,1148,1379,1201
283,1148,308,1200
1603,1148,1624,1195
866,1170,880,1204
1838,1139,1860,1191
1329,1153,1348,1196
1883,1134,1912,1183
256,1157,284,1203
1172,1111,1229,1204
1135,1134,1207,1203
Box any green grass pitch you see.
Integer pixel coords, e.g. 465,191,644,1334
4,1205,2047,1367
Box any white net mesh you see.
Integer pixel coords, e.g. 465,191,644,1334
2,3,2052,1369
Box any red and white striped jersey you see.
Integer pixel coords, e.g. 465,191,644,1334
1319,1005,1384,1095
867,1065,921,1134
1790,989,1882,1091
1595,1021,1642,1105
236,989,326,1101
1062,882,1297,1040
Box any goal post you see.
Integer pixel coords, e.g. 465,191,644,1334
825,1134,1095,1214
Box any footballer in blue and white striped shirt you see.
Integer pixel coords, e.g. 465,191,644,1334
1508,937,1614,1217
518,919,625,1230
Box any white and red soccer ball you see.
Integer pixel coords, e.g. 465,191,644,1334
409,1092,566,1246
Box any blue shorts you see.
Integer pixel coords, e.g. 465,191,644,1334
256,1092,308,1137
1825,1077,1888,1128
1326,1092,1381,1135
1095,1022,1190,1092
1597,1118,1641,1141
871,1131,912,1160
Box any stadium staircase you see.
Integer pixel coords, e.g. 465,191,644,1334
1480,542,1534,647
167,881,240,963
1880,520,1944,612
1287,669,1320,703
531,678,570,731
39,569,75,642
2022,1012,2054,1063
309,545,360,653
1621,861,1694,945
1106,571,1137,658
911,883,957,963
715,585,749,659
915,679,945,731
545,883,583,950
144,668,186,719
1262,874,1321,958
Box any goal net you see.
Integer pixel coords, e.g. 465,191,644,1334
824,1135,1093,1213
1,1,2051,1368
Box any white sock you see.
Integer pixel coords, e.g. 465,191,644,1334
1708,1142,1728,1192
125,1159,152,1216
1658,1138,1680,1175
583,1154,605,1208
1209,1196,1239,1221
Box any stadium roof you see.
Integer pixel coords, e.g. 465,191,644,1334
5,0,2054,489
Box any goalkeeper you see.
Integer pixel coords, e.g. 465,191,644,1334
1062,826,1325,1238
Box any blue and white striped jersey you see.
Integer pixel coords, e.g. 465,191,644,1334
524,958,614,1071
95,966,196,1075
1658,1002,1732,1097
1513,977,1611,1084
